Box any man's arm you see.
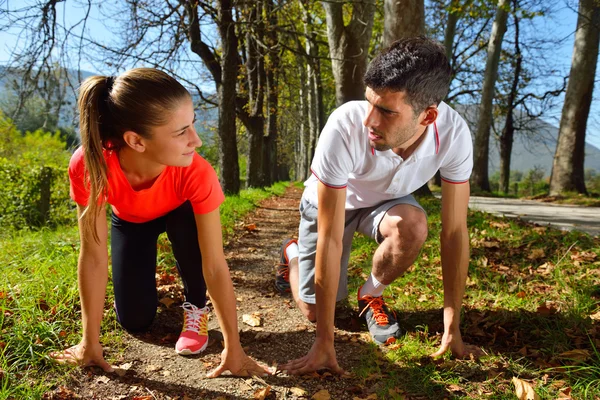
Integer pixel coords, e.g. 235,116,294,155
315,182,347,345
282,181,346,374
431,180,479,358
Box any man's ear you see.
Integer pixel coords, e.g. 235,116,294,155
420,106,439,126
122,131,146,153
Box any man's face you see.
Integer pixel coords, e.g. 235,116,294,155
363,87,424,152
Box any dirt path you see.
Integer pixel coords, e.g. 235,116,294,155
68,185,384,400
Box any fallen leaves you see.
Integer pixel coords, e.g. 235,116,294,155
290,387,307,396
158,297,175,308
243,313,262,327
512,377,540,400
558,349,590,362
312,389,331,400
253,386,271,400
527,249,546,260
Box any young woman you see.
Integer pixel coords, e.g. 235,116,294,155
51,68,269,377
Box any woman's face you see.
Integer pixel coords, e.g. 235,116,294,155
143,96,201,167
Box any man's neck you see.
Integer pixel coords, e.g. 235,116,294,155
392,125,428,159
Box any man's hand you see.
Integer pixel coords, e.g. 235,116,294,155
207,345,271,378
50,340,114,372
280,338,344,375
430,328,483,359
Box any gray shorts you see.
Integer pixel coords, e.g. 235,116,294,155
297,193,425,304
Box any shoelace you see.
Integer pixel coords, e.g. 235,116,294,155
181,302,209,335
359,296,393,326
277,264,290,281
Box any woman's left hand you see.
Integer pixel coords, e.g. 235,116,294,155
206,345,271,378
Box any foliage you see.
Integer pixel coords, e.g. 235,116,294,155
0,112,75,233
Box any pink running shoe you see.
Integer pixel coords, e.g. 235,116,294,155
175,302,209,355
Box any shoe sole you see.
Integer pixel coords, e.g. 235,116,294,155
175,340,208,356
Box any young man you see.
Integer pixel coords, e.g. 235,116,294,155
277,36,481,375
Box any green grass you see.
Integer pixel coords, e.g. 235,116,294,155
0,181,289,399
345,196,600,399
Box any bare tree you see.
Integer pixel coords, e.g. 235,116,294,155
550,0,600,195
384,0,425,47
323,0,375,106
471,0,509,192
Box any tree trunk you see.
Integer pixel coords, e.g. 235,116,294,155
471,0,509,193
296,57,310,181
549,0,599,195
383,0,432,196
244,1,266,188
499,0,521,195
322,0,375,106
444,0,460,72
217,0,240,194
263,0,279,185
383,0,425,47
432,0,461,189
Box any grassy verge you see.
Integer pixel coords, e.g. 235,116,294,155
346,196,600,399
0,181,289,399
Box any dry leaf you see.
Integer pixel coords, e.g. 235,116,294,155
528,249,545,260
536,302,558,315
113,367,128,377
245,223,258,232
448,384,463,392
159,297,175,308
512,377,540,400
145,364,162,372
290,387,307,396
559,349,590,361
253,386,271,400
590,310,600,321
312,390,331,400
243,313,262,327
96,375,110,384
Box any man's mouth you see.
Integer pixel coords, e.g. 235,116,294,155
368,130,382,141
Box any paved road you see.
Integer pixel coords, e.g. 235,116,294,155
468,196,600,237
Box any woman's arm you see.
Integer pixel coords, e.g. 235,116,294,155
194,209,270,377
51,205,113,372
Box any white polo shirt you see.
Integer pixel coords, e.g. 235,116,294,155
304,100,473,209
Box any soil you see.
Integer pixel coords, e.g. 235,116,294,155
55,185,388,400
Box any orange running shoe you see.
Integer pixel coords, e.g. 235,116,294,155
358,288,402,345
275,238,297,293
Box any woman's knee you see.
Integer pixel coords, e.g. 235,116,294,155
115,303,156,332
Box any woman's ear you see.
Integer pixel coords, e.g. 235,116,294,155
122,131,146,153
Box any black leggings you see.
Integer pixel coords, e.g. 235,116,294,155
111,201,206,332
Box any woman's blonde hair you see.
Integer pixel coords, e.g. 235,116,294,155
77,68,190,242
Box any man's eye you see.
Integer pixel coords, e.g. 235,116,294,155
178,129,186,136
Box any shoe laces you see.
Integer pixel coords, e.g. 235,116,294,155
277,264,290,281
181,302,209,335
359,295,393,326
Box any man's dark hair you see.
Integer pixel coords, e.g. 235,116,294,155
364,36,451,113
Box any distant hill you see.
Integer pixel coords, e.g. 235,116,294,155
454,104,600,176
0,66,218,137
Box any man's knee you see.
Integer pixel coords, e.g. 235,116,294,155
389,207,428,249
296,298,316,322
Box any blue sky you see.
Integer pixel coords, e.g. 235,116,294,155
1,0,599,149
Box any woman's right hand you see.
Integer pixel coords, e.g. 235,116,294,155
50,340,114,372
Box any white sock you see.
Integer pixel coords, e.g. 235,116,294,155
359,272,387,298
285,242,299,262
